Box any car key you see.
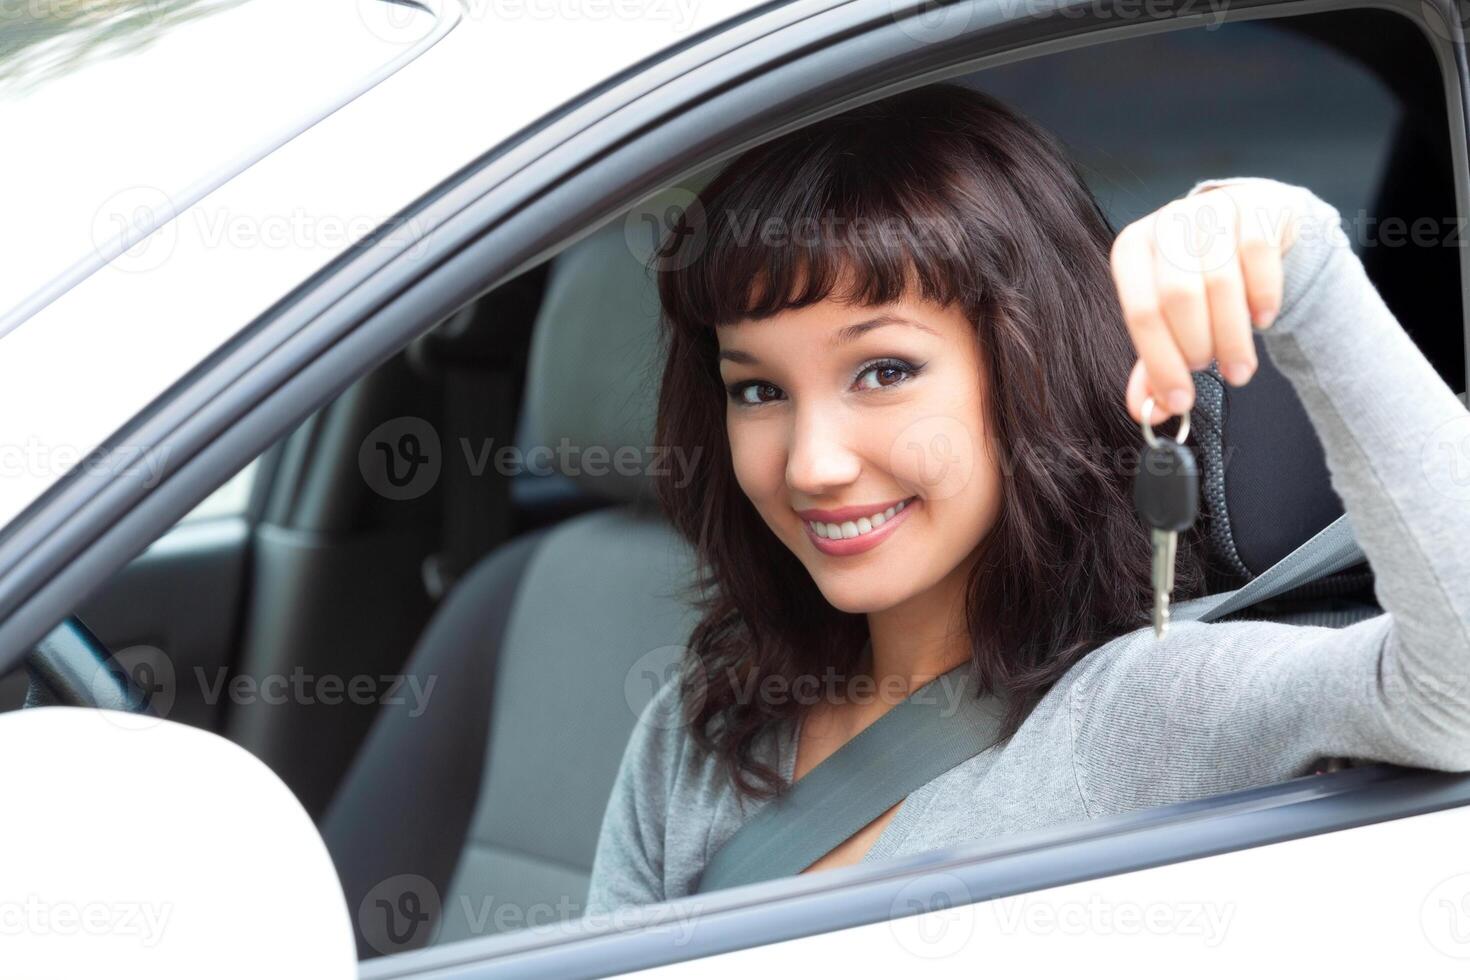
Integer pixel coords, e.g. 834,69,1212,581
1133,397,1198,638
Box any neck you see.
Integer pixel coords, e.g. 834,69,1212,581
863,553,975,698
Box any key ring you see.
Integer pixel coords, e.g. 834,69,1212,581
1140,396,1191,449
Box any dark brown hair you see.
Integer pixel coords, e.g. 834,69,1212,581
652,82,1208,800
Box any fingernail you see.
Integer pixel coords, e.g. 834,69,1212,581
1254,308,1277,330
1226,361,1255,386
1167,388,1192,414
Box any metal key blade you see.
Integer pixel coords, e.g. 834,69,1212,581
1150,527,1177,638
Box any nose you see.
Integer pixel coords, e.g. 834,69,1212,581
785,401,862,497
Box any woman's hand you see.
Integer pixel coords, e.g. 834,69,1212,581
1110,180,1306,425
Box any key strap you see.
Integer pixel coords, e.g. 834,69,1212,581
694,661,1006,894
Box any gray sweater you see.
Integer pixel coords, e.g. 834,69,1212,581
584,176,1470,918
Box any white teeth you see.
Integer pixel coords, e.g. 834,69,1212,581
808,499,913,541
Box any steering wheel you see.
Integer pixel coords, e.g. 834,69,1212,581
22,615,156,714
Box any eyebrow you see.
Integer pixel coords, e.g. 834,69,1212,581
717,315,936,365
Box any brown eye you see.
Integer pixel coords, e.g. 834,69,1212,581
731,381,783,405
855,360,918,391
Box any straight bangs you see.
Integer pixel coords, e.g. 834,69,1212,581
663,143,983,335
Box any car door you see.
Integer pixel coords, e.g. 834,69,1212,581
3,0,1470,977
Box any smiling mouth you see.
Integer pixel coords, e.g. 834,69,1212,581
799,496,919,557
806,498,911,540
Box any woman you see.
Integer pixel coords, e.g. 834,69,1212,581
584,83,1470,914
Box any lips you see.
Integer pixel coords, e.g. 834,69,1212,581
799,497,917,557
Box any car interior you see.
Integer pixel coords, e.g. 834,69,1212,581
3,5,1463,962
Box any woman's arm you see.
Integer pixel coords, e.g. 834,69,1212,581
1070,177,1470,816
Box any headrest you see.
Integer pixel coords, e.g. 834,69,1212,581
519,186,692,505
1192,333,1349,589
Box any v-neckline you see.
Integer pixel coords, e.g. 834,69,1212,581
778,659,975,863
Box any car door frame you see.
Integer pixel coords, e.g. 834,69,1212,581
2,0,1469,975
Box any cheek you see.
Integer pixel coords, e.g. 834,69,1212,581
877,371,993,504
726,417,787,507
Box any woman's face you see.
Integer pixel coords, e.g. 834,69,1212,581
716,285,1004,614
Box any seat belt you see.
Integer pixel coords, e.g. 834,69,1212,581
695,513,1369,894
695,660,1005,894
419,306,518,602
1172,512,1364,623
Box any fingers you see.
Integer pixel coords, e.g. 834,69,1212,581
1113,186,1287,421
1201,235,1257,388
1111,222,1194,416
1235,204,1286,330
1126,358,1171,426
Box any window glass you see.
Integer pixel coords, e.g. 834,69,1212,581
0,0,439,324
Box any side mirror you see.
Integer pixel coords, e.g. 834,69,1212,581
0,706,355,978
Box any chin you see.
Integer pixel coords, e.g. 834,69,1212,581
810,575,915,615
